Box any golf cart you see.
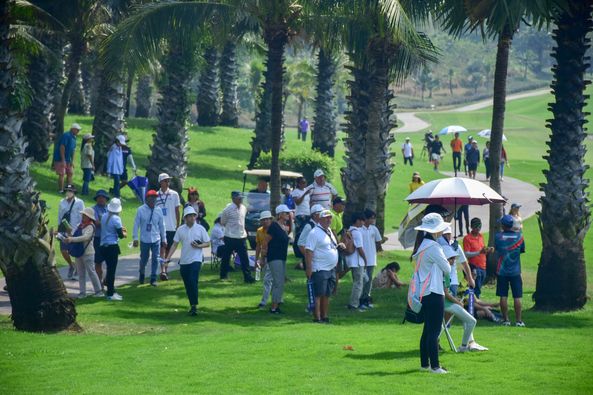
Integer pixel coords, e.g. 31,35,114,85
242,169,303,249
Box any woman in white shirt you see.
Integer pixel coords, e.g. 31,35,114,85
412,213,451,374
210,215,225,258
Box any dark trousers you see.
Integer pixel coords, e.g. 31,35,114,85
472,266,487,298
452,152,461,173
484,159,491,179
420,292,445,369
220,237,252,281
102,244,120,296
82,168,92,195
180,261,202,306
112,173,121,198
404,156,414,166
456,205,469,235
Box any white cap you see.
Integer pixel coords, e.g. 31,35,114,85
116,134,127,145
158,173,171,183
414,213,449,234
319,209,333,218
259,210,273,220
275,204,291,214
183,206,197,217
82,134,94,140
107,198,122,213
310,204,324,215
313,169,324,178
71,123,82,130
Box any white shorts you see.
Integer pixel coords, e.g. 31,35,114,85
431,153,441,162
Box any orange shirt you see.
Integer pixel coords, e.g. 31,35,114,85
463,232,486,270
450,138,463,153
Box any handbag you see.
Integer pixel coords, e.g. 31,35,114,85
58,199,76,233
403,305,425,324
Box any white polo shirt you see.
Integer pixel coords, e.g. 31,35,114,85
306,182,337,209
291,188,310,216
173,223,210,264
58,197,85,229
362,224,382,267
221,203,247,239
305,225,338,272
156,188,180,232
402,142,413,158
345,226,365,268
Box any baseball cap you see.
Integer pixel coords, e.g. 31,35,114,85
82,134,94,140
146,189,158,198
281,183,292,190
64,184,76,192
310,204,324,214
319,210,333,218
116,134,127,145
183,206,197,217
231,190,243,199
275,204,291,214
405,137,410,140
332,196,345,206
313,169,325,178
511,203,522,210
71,123,82,130
259,210,273,220
500,215,514,228
468,135,473,140
158,173,171,183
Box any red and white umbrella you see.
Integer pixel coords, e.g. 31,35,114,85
405,177,506,206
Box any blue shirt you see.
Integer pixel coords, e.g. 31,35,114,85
282,194,296,210
92,204,108,238
106,144,124,175
53,132,77,163
133,204,166,244
495,231,525,276
466,147,480,165
100,212,123,246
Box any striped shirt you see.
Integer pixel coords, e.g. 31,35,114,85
306,182,337,209
221,202,247,239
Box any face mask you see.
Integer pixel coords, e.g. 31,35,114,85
66,192,74,199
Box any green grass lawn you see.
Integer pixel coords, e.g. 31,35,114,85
2,91,593,393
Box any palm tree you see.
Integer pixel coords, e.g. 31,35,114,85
535,0,592,311
135,74,152,118
196,45,221,126
1,0,78,332
248,55,273,168
67,68,90,114
312,48,338,157
219,39,240,127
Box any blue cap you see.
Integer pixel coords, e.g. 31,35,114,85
94,189,110,200
231,190,243,199
500,215,514,228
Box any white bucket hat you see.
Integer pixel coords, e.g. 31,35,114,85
259,210,273,220
443,225,452,235
275,204,291,214
310,204,324,215
107,198,122,213
158,173,172,183
414,213,449,234
183,206,197,217
313,169,325,178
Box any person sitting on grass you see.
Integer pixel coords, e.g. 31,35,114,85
495,214,526,327
372,262,404,289
164,206,210,316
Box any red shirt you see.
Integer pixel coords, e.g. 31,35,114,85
463,232,486,270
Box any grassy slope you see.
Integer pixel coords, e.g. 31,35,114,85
2,92,593,393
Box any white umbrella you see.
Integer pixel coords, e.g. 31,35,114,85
405,177,506,206
478,129,507,142
438,125,467,135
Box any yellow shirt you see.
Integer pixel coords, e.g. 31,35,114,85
256,226,267,248
330,210,343,236
409,180,425,193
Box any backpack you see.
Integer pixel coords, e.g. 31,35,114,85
340,230,355,256
407,250,430,314
69,224,95,258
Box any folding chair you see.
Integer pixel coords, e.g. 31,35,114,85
439,316,457,353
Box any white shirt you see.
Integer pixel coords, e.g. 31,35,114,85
221,203,247,239
173,223,210,264
291,188,310,216
413,239,451,296
305,225,338,272
345,226,365,268
306,182,337,209
437,236,467,286
156,188,180,232
362,224,382,266
402,142,413,158
210,223,225,254
297,221,315,247
58,197,85,229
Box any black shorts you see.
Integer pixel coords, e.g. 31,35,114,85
312,269,336,298
496,274,523,298
166,231,176,249
93,237,105,264
468,163,478,171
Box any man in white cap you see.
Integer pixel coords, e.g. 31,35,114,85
156,172,181,280
401,137,414,166
57,184,85,280
297,204,324,267
306,169,337,210
220,191,254,283
106,134,125,198
53,123,81,193
305,209,344,323
164,206,210,316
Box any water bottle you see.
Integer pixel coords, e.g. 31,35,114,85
467,288,475,316
255,266,261,281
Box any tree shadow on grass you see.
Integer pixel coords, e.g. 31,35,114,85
185,161,245,183
344,349,418,361
192,147,250,159
358,368,419,376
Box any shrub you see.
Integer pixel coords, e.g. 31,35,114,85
255,150,336,182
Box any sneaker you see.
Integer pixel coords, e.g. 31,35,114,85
420,366,430,372
358,304,368,310
469,342,489,351
107,293,123,301
139,274,145,284
347,304,358,310
58,189,64,194
516,321,526,327
258,303,266,309
312,319,322,324
67,266,75,280
188,306,197,316
160,272,168,281
93,292,105,298
502,320,511,326
457,345,470,353
430,367,448,374
77,293,87,299
321,317,330,324
366,303,374,309
270,308,282,314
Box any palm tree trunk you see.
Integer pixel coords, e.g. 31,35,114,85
125,68,134,117
535,1,592,311
196,46,220,126
265,27,289,211
219,40,239,127
146,40,192,189
92,69,126,173
67,68,89,115
55,37,86,140
486,25,513,277
312,48,337,157
342,40,395,234
248,55,273,169
135,74,152,118
0,1,78,332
